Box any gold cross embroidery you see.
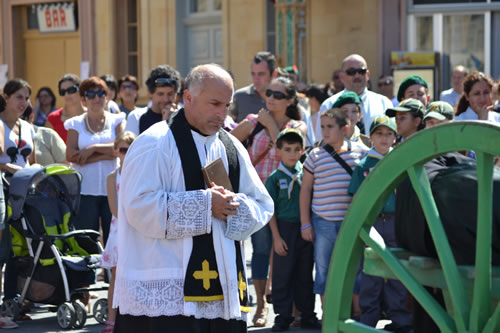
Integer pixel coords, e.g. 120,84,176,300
193,260,218,291
238,271,247,301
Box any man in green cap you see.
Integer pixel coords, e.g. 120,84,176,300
397,74,430,106
317,54,392,140
332,91,371,148
423,101,454,128
386,98,425,140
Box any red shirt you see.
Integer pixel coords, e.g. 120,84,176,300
46,108,67,143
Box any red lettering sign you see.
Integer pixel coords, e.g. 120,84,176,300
52,9,59,27
59,8,67,27
45,9,51,27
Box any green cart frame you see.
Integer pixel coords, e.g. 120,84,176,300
323,121,500,333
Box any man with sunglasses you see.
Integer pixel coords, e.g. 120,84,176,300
125,65,181,135
315,54,392,141
377,75,398,106
230,51,276,123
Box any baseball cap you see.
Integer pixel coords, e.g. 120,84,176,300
332,91,361,109
369,115,397,135
424,101,454,121
397,75,429,102
276,128,304,148
386,98,426,118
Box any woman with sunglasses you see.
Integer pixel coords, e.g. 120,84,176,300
231,76,306,327
46,74,86,143
65,77,125,262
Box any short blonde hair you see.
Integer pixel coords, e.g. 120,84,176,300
114,131,136,149
320,108,349,128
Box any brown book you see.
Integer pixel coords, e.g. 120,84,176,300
201,157,233,191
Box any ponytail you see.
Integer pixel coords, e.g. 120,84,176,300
285,96,301,120
455,94,469,116
0,95,6,112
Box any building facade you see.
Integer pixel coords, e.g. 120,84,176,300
0,0,499,107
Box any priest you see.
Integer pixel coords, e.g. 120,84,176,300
113,64,274,332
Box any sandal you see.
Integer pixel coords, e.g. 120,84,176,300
252,306,268,327
100,320,115,333
0,317,18,329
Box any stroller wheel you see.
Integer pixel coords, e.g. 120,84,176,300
93,298,108,324
57,302,76,329
72,301,87,329
0,299,20,320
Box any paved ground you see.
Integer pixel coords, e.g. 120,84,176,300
2,242,389,332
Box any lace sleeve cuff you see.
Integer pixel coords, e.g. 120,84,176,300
165,189,212,239
225,193,259,240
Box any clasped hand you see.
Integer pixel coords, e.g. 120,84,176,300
210,183,240,221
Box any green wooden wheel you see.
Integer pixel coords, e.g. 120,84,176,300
323,121,500,333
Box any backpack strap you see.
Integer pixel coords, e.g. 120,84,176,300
323,143,353,176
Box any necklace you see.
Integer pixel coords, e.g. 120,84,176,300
85,113,106,134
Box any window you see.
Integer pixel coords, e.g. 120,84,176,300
115,0,140,78
414,16,433,51
189,0,221,14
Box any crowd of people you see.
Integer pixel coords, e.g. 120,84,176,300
0,50,498,332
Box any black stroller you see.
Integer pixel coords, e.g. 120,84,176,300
0,165,109,329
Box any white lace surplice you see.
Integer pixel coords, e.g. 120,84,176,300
114,121,274,321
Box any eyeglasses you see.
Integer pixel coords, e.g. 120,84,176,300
265,89,288,100
155,78,177,87
120,83,137,90
59,85,79,96
378,79,393,87
39,94,50,98
345,67,368,76
118,147,129,153
84,89,107,100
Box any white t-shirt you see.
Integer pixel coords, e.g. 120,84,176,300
455,106,500,123
0,119,35,168
64,112,125,196
124,106,148,136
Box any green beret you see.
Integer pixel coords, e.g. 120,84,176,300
332,91,361,109
397,75,428,102
369,115,397,135
386,98,426,118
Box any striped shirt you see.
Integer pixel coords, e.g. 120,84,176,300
303,142,367,221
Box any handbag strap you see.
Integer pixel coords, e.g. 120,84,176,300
323,141,353,176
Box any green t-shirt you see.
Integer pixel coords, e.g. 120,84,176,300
265,161,302,222
348,148,395,213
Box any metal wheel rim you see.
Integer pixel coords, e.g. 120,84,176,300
92,298,108,324
57,302,76,329
72,301,87,329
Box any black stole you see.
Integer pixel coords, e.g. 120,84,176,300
169,109,249,312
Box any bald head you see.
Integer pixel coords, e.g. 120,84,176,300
185,64,234,96
183,64,234,135
341,54,368,71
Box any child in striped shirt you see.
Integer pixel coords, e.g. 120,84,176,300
300,108,367,308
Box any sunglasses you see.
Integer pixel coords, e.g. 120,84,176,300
378,79,393,87
118,147,129,153
84,89,107,100
155,78,177,87
59,85,79,96
265,89,288,100
120,83,137,90
345,67,368,76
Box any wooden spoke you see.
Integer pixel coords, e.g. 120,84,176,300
482,302,500,333
360,229,455,333
469,152,495,331
407,165,469,331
